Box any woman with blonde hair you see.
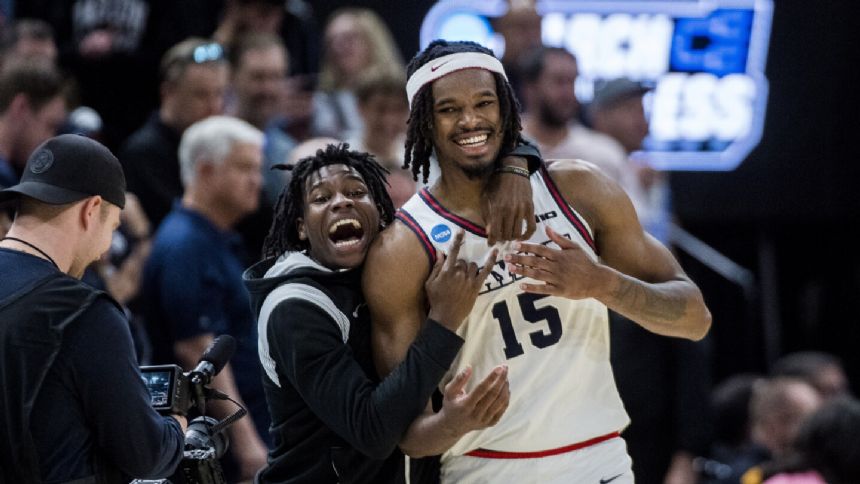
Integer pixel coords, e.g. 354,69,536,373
313,8,404,139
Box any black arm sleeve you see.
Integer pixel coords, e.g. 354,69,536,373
68,300,185,478
268,299,463,459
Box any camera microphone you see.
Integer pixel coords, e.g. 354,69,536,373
140,334,238,415
190,335,236,386
137,334,246,482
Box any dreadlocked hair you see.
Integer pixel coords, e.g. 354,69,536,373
262,143,395,259
403,39,524,183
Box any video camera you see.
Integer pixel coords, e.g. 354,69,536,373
135,335,246,484
140,334,237,416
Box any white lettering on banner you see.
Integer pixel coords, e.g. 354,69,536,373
543,13,672,80
651,73,755,142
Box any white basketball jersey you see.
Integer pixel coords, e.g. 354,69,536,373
396,167,630,457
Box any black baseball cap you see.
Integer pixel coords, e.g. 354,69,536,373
0,134,126,209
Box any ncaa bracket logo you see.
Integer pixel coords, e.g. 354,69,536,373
431,224,453,243
421,0,774,172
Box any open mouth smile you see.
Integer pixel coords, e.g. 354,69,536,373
328,218,365,249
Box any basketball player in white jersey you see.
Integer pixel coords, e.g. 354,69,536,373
362,40,712,483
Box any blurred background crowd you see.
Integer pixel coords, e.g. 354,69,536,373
1,0,857,483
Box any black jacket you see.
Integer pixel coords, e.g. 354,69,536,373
0,258,183,484
244,252,462,484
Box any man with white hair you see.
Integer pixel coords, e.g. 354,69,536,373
141,115,269,480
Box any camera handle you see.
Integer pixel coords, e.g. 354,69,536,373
128,397,248,484
190,375,208,416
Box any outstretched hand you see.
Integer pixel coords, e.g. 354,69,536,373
438,365,510,435
426,230,498,331
481,157,536,245
505,226,610,299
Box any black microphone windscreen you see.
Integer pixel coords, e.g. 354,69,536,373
201,335,236,375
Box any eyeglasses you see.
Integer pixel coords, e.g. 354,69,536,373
160,41,226,83
191,43,224,64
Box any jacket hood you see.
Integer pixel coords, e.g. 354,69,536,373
243,252,335,317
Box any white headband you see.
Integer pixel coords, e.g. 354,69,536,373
406,52,508,108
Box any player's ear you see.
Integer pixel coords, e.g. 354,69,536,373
297,217,307,240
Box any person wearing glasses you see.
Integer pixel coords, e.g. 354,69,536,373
118,37,229,227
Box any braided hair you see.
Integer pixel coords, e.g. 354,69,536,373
403,40,524,183
262,143,395,259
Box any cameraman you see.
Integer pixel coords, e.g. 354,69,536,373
0,135,186,483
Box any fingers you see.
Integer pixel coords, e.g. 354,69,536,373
444,366,473,397
468,365,509,422
477,249,499,282
446,230,466,266
546,226,575,248
519,281,557,295
511,205,526,240
522,203,537,240
486,210,498,246
484,377,510,426
505,252,553,272
508,260,552,282
428,248,445,281
464,365,507,406
498,208,511,245
511,240,557,260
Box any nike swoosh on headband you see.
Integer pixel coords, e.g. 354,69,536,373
431,60,451,72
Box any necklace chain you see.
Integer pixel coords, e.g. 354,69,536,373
0,236,61,270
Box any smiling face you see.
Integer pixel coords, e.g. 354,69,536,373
298,164,381,269
431,69,503,179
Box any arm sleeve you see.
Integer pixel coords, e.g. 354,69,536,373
268,298,462,459
67,299,185,478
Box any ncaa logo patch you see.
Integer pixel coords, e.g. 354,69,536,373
430,224,452,243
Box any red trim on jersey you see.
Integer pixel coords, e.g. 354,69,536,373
395,210,436,268
463,431,620,459
539,165,598,253
418,188,487,237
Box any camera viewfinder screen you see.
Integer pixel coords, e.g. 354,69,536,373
143,370,173,408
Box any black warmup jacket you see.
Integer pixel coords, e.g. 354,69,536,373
243,252,462,484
